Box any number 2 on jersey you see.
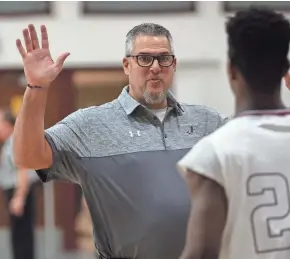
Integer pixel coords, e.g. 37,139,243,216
247,173,290,253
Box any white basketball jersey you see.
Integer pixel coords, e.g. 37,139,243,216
178,110,290,259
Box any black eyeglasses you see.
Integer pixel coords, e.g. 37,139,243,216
126,54,175,67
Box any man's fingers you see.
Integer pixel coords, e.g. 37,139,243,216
41,25,49,49
28,24,40,49
23,28,33,52
55,52,70,69
16,39,26,59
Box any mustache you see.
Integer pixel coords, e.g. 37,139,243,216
147,77,162,81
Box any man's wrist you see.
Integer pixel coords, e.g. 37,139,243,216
27,82,50,89
27,83,44,89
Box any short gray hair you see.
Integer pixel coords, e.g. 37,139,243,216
125,23,174,56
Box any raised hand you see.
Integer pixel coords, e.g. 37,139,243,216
16,24,70,88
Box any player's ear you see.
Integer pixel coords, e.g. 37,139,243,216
284,72,290,90
227,60,237,81
283,60,290,90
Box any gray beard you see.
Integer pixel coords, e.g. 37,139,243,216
143,89,167,104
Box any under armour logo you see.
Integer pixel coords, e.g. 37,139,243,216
129,130,141,137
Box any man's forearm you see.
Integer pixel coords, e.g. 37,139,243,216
13,87,49,169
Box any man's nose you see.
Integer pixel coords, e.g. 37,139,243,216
150,59,161,73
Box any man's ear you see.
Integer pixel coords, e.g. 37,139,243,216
123,57,130,76
173,58,177,72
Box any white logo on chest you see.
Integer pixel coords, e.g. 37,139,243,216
129,130,141,137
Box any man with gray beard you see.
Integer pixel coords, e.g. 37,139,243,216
13,23,226,259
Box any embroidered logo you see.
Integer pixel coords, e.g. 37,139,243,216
186,125,194,134
129,130,141,137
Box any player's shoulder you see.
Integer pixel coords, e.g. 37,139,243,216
204,116,251,148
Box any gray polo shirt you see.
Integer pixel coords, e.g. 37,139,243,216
36,86,225,259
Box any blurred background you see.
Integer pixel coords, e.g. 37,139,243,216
1,1,290,259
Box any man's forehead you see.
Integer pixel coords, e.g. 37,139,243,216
133,35,171,53
136,50,171,55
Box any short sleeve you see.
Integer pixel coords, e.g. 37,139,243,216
177,137,224,187
36,109,90,184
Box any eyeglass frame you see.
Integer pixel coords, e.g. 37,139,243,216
126,54,175,67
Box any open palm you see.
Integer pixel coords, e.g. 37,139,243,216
16,24,70,88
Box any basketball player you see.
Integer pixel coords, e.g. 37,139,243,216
177,7,290,259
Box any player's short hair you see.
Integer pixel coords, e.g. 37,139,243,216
0,108,15,126
226,7,290,93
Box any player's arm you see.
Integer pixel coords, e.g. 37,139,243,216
177,137,228,259
179,170,227,259
9,168,30,216
13,168,30,199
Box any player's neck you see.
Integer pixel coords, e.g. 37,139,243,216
236,93,286,114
